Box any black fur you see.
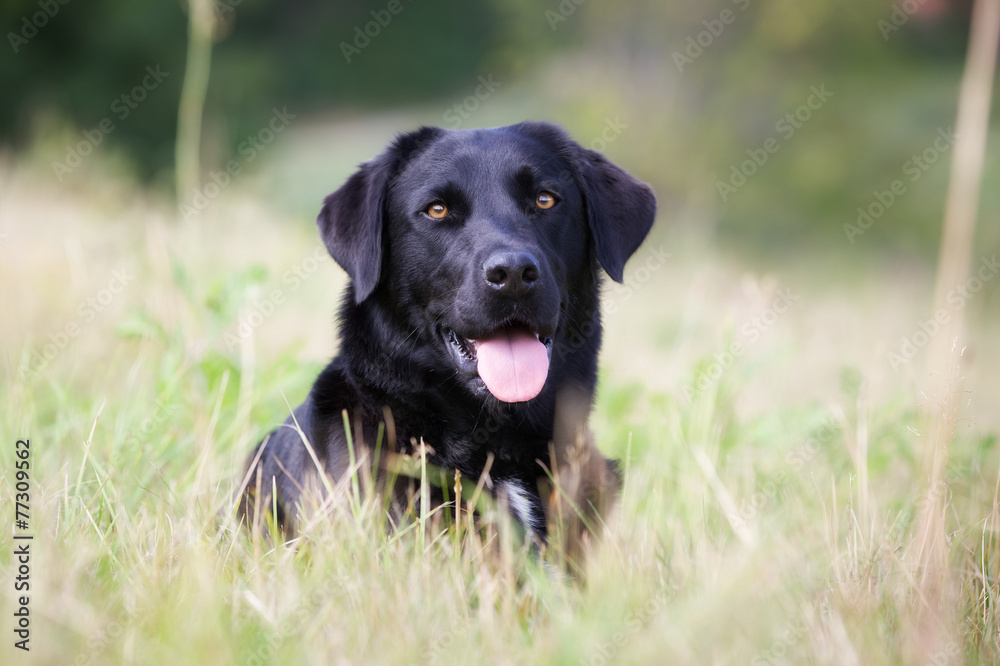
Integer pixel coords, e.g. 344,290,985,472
240,121,656,541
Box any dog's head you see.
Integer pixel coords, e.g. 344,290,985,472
318,122,656,404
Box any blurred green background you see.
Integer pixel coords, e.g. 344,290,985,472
4,0,996,256
3,4,1000,664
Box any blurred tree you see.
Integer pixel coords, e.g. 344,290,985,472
2,0,548,181
2,0,991,255
560,0,984,255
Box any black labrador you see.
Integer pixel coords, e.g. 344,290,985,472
240,121,655,545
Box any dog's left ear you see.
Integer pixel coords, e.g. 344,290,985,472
514,121,657,283
573,147,657,283
317,127,441,303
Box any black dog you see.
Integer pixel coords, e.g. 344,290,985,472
240,121,655,544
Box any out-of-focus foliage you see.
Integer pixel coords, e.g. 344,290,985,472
556,0,989,254
3,0,995,255
2,0,555,178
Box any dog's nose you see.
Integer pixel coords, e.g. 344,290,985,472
483,251,540,297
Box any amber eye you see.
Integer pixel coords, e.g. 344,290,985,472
426,202,449,219
535,192,556,210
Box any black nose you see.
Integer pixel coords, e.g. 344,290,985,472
483,250,540,297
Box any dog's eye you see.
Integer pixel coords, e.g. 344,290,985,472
426,202,449,219
535,192,557,210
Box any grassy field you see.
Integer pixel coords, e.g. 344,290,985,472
2,119,999,666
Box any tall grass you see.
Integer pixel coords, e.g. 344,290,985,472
1,158,998,664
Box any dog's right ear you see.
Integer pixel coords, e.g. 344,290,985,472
317,127,441,303
511,121,656,284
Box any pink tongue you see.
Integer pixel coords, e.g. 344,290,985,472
475,328,550,403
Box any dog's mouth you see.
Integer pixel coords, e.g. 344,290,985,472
443,323,554,403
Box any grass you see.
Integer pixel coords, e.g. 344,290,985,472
2,148,999,665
